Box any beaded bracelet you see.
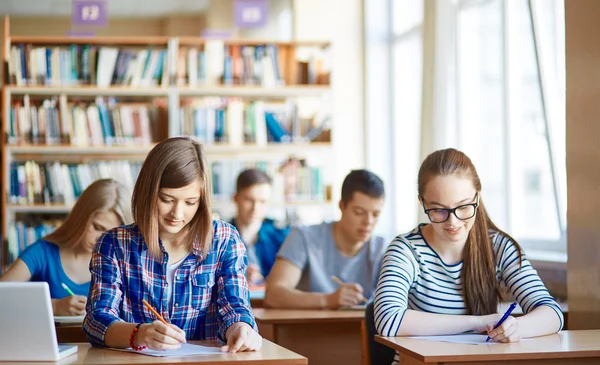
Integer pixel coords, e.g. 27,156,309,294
129,323,147,351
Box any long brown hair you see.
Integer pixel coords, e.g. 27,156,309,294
45,178,132,248
131,137,213,260
418,148,522,315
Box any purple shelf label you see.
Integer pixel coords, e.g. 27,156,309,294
233,0,269,28
72,0,107,26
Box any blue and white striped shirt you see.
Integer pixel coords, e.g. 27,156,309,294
374,224,563,364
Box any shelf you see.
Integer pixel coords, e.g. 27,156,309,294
7,204,72,214
7,86,169,97
6,85,330,98
8,200,334,214
213,200,333,209
7,145,155,155
6,143,332,156
177,37,330,48
203,142,333,155
9,36,170,46
178,85,330,98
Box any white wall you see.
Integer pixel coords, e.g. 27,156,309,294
294,0,366,205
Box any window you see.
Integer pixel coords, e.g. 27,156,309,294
456,0,566,252
378,0,566,252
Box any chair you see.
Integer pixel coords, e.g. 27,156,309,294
365,301,396,365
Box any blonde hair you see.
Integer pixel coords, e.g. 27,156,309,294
45,178,133,248
131,137,213,260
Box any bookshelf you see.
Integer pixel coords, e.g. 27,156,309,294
0,16,334,271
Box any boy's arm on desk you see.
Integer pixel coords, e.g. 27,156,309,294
264,258,329,309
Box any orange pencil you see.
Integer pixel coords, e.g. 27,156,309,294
142,299,168,325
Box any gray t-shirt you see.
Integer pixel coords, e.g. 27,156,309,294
277,222,388,299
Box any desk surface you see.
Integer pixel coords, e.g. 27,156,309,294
5,340,306,365
252,308,365,324
376,330,600,363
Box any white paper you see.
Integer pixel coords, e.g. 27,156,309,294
110,343,224,357
408,334,502,345
54,315,85,324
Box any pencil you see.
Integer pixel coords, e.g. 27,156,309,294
61,282,75,296
330,276,368,303
331,275,344,286
142,299,169,325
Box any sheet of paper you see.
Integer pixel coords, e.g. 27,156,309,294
54,315,85,324
110,343,224,357
408,334,503,345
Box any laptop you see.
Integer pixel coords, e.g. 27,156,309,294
0,282,78,361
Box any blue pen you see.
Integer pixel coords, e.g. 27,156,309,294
486,302,518,342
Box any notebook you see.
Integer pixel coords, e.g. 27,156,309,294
0,282,78,361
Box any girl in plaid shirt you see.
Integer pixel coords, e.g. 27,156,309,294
83,137,262,353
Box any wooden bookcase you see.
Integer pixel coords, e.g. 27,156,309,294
0,16,334,272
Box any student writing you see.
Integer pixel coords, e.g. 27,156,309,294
265,169,387,309
374,148,563,365
83,137,262,353
0,179,132,316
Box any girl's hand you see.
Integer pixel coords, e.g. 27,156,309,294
53,295,87,316
221,322,262,353
486,316,521,343
135,320,187,350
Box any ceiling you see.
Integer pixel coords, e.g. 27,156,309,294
0,0,210,17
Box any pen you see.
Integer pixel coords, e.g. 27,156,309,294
61,283,75,296
331,275,368,303
142,299,169,325
486,302,518,342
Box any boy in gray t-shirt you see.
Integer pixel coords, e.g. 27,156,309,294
265,169,388,309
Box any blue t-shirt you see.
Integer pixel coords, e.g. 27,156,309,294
19,239,90,299
231,218,290,277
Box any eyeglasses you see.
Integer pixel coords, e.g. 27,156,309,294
422,193,479,223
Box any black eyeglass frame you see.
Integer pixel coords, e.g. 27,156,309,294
421,193,480,223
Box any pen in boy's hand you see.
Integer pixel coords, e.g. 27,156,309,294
331,275,369,303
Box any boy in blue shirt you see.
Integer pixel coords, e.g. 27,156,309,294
231,169,290,284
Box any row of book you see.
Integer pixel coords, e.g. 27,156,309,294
211,158,327,203
6,218,63,266
7,41,331,87
178,98,330,144
8,44,168,87
9,95,161,146
8,158,326,206
8,161,141,205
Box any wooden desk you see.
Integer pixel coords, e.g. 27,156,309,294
253,308,365,365
3,340,306,365
376,330,600,365
56,324,86,343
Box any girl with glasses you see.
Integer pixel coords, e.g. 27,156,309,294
374,148,562,365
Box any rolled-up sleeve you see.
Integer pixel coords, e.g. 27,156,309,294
216,228,257,341
83,232,125,347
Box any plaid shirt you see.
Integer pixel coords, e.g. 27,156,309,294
83,221,257,347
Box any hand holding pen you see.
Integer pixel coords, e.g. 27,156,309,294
135,299,187,350
328,276,368,308
52,283,86,316
486,302,519,343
